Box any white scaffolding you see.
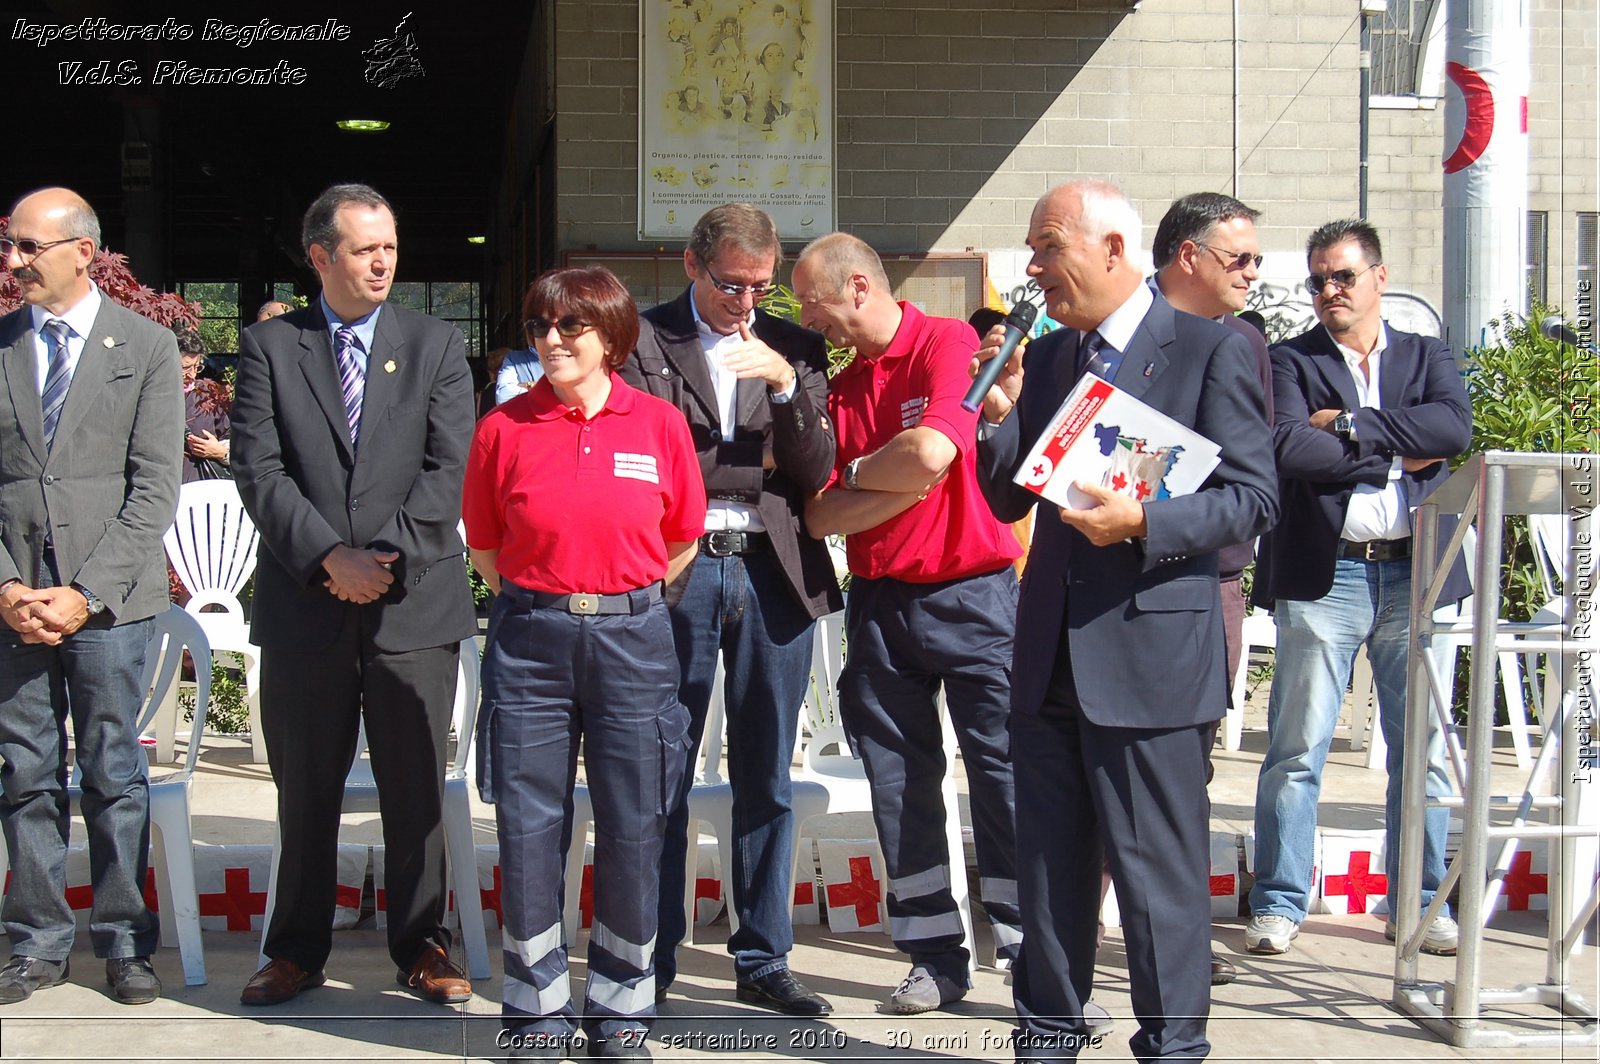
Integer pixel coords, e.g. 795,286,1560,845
1396,451,1598,1048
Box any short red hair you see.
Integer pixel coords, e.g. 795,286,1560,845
522,266,640,370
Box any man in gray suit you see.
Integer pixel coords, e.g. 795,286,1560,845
0,187,183,1005
231,184,477,1008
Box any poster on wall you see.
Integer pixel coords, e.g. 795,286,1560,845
639,0,834,241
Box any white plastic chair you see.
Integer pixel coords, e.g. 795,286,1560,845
0,606,212,985
1224,607,1277,751
162,480,266,763
256,637,489,980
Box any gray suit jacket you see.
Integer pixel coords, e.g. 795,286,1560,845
0,299,183,624
230,303,477,654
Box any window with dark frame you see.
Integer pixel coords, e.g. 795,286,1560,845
1526,210,1547,307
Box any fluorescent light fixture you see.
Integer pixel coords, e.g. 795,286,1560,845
466,236,487,245
336,119,391,133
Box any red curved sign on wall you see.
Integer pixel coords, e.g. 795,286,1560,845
1443,61,1495,174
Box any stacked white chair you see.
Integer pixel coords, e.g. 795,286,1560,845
162,479,266,763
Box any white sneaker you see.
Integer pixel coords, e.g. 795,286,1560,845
1244,913,1300,954
1386,913,1459,955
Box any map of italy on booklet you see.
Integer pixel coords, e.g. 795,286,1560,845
1013,374,1222,511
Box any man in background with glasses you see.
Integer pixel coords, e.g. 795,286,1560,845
0,187,182,1005
620,203,841,1017
1246,219,1472,959
1150,192,1274,987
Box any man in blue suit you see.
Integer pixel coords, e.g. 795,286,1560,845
1245,219,1471,958
974,181,1277,1062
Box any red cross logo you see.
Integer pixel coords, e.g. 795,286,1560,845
794,879,814,906
143,869,160,913
1210,873,1235,897
198,867,268,931
480,865,504,927
1031,462,1048,480
339,884,362,911
65,882,94,911
696,876,721,906
1501,850,1548,911
1324,851,1386,913
1134,480,1152,501
1111,472,1128,491
825,856,882,927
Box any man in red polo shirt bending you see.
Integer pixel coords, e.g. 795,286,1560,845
796,233,1023,1014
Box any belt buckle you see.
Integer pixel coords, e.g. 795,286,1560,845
568,593,600,615
1361,541,1381,561
705,531,737,557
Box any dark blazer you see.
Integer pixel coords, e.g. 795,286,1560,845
1252,322,1472,608
231,303,477,653
620,288,843,619
977,293,1278,728
0,300,183,623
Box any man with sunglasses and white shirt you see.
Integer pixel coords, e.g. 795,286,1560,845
620,203,840,1017
1246,219,1471,958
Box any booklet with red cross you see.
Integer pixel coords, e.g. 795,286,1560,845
1013,373,1222,511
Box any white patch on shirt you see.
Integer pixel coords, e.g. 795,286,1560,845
900,396,927,429
614,452,660,484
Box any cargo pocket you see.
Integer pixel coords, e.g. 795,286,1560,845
654,705,692,817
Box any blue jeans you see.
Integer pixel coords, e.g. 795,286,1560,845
656,551,816,984
0,619,156,960
1250,558,1451,923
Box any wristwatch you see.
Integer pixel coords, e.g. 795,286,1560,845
72,583,105,615
843,456,864,491
1333,411,1354,440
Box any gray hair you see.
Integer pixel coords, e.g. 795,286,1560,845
1069,180,1148,273
686,203,781,271
795,232,890,292
302,183,394,257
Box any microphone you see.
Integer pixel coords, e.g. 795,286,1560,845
962,300,1038,413
1539,315,1586,348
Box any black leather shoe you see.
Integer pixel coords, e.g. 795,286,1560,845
106,957,161,1004
734,969,832,1016
1210,950,1238,986
0,956,68,1004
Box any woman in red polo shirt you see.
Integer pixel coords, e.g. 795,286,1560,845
463,266,706,1061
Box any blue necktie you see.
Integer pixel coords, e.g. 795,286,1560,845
1078,330,1124,382
334,326,365,447
40,319,73,450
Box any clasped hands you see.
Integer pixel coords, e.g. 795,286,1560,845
322,544,400,604
0,582,91,644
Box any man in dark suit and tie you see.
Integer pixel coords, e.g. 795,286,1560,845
974,181,1277,1062
230,183,478,1007
619,203,841,1016
0,187,183,1005
1245,220,1471,959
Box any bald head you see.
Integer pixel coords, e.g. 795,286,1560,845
1026,180,1146,329
792,232,902,356
6,186,100,313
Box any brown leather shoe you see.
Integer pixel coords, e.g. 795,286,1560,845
240,958,326,1006
398,947,471,1004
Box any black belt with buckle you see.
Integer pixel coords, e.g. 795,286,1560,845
701,530,770,556
526,583,662,615
1338,537,1412,562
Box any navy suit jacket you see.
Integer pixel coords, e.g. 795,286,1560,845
1252,322,1472,608
231,303,478,653
977,293,1278,728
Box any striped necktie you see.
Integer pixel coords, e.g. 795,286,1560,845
334,326,365,447
1078,329,1124,382
40,319,73,450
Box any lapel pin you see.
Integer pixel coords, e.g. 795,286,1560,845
384,359,397,374
1143,361,1154,377
102,336,115,348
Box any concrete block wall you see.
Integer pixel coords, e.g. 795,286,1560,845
554,0,1592,318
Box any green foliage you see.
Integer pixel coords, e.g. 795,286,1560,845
179,658,250,735
1463,299,1596,622
469,561,493,607
758,284,853,375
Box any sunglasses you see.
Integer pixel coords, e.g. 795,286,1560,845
1197,243,1263,271
0,236,78,259
525,315,594,340
702,262,774,300
1305,262,1379,297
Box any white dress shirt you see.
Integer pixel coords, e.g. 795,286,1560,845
30,284,103,396
1335,323,1411,543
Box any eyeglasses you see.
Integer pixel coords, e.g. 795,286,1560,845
525,315,594,340
702,262,774,300
1197,243,1263,272
0,236,78,259
1305,263,1379,297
